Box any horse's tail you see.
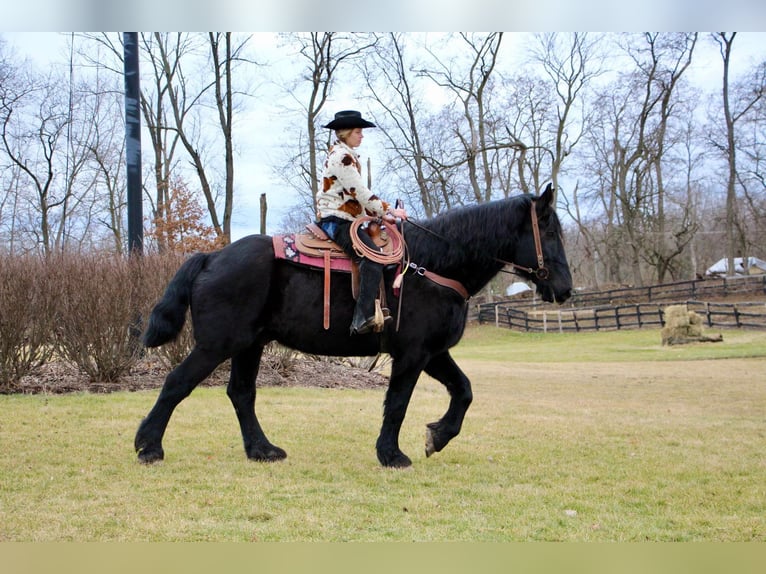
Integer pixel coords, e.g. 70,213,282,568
143,253,208,348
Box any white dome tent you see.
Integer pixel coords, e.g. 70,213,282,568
705,257,766,277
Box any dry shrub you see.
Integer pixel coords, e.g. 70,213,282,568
0,255,57,390
302,353,392,378
146,179,228,256
333,354,392,374
262,342,301,378
1,250,216,389
51,252,150,382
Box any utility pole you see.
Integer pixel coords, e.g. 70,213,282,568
124,32,143,255
124,33,144,352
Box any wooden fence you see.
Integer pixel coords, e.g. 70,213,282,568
479,300,766,333
476,274,766,333
497,274,766,310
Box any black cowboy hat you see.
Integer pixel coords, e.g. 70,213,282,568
322,110,376,130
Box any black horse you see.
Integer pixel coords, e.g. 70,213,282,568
135,184,572,467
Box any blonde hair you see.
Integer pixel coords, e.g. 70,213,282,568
335,128,353,143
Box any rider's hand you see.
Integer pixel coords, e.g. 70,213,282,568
386,208,408,222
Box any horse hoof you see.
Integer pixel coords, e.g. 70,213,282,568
425,427,436,457
248,445,287,462
137,447,164,464
379,451,412,468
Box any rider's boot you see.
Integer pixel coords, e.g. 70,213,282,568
350,259,390,335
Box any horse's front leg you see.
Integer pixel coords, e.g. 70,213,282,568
376,361,424,468
227,344,287,462
423,351,473,457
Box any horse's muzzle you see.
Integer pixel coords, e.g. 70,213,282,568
555,288,572,304
538,284,571,304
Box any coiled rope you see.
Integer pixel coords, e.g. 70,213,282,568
350,216,405,265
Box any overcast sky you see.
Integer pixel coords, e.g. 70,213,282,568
3,31,765,239
4,0,766,32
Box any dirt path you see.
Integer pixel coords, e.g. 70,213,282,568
457,357,766,386
10,351,766,396
12,355,389,395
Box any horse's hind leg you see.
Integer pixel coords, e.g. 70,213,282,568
227,344,287,462
135,346,223,463
423,351,473,457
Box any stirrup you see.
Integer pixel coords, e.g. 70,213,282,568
350,300,391,336
372,299,393,333
350,317,377,336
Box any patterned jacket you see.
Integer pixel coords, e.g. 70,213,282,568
316,140,389,221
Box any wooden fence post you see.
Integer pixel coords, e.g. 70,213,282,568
259,193,268,235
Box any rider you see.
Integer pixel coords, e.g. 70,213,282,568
316,110,408,335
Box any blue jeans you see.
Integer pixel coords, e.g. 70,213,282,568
318,218,341,240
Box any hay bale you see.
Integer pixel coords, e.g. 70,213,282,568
663,304,690,327
661,304,722,345
684,310,703,337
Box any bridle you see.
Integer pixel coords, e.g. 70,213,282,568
496,200,550,281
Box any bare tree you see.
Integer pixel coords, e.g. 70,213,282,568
495,73,555,196
1,68,69,255
574,85,625,286
640,33,698,283
596,33,698,286
361,33,459,217
673,105,709,279
208,32,236,242
713,32,766,276
574,33,708,286
717,32,739,278
418,33,506,204
84,32,252,247
86,72,127,253
1,35,130,254
153,33,227,240
735,60,766,257
530,32,603,202
78,33,178,252
0,37,21,252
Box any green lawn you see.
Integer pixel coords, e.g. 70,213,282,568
1,326,764,541
455,324,766,362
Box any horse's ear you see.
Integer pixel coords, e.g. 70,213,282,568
538,183,555,211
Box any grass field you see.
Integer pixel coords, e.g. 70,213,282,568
1,326,765,541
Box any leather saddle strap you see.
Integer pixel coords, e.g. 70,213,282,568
323,250,331,329
422,269,470,301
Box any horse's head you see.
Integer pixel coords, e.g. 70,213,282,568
512,184,573,304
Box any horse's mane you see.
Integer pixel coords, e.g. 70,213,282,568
403,194,535,274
